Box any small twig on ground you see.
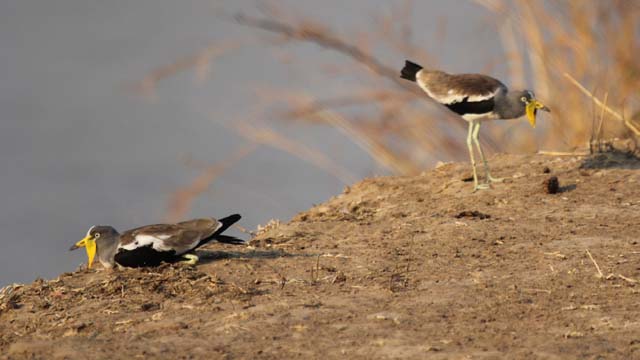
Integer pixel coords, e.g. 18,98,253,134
544,251,567,260
594,92,609,147
310,255,321,284
522,288,551,294
267,266,287,290
537,150,590,156
618,274,638,285
585,249,604,279
229,282,249,294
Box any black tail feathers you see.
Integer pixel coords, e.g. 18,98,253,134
196,214,243,249
216,214,241,235
214,214,244,245
214,235,246,245
400,60,423,82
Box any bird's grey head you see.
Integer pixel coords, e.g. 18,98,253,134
508,90,536,108
519,90,535,103
502,90,550,127
90,225,119,245
87,225,119,240
69,225,120,268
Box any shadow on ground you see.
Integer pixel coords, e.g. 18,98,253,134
196,248,314,264
580,149,640,170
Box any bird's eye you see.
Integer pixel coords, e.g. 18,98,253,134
520,96,527,103
94,232,101,238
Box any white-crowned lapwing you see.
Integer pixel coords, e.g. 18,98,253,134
401,60,550,191
69,214,242,268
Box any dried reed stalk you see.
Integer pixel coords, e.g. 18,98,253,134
137,2,639,216
165,145,256,222
564,73,640,137
233,121,357,184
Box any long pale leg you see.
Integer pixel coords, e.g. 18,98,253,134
467,120,488,191
181,253,199,265
472,121,503,184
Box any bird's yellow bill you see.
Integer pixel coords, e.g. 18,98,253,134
525,100,550,128
70,236,97,268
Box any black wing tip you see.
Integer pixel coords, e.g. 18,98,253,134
215,234,246,245
216,213,242,234
194,214,243,249
400,60,423,81
219,213,241,225
214,215,244,245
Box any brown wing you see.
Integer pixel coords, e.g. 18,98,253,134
118,218,224,253
175,218,222,238
416,70,507,105
119,224,182,246
118,220,219,254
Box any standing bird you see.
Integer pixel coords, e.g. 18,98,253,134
69,214,243,268
401,60,550,191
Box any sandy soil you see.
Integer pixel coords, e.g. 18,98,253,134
2,152,640,359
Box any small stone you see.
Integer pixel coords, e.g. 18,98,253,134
140,302,160,311
455,210,491,220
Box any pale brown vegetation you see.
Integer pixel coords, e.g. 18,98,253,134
131,1,639,215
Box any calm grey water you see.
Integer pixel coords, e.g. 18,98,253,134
0,0,500,286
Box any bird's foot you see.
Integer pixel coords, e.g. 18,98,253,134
473,183,491,192
486,175,504,183
180,254,199,266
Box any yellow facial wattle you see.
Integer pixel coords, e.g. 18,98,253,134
525,100,550,128
525,101,537,128
85,237,96,268
72,235,97,268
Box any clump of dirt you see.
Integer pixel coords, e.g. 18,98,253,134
454,210,491,219
2,153,640,359
543,175,560,194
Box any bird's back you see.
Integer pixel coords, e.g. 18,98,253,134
118,218,219,246
417,70,507,104
175,218,220,236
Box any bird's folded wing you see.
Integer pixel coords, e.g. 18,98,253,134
119,224,206,254
417,71,507,105
158,230,203,254
175,218,221,236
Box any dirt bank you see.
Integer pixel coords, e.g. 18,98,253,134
2,152,640,359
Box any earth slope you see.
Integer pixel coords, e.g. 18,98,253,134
2,153,640,359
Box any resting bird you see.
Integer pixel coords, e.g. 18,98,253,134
401,60,550,191
69,214,242,268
